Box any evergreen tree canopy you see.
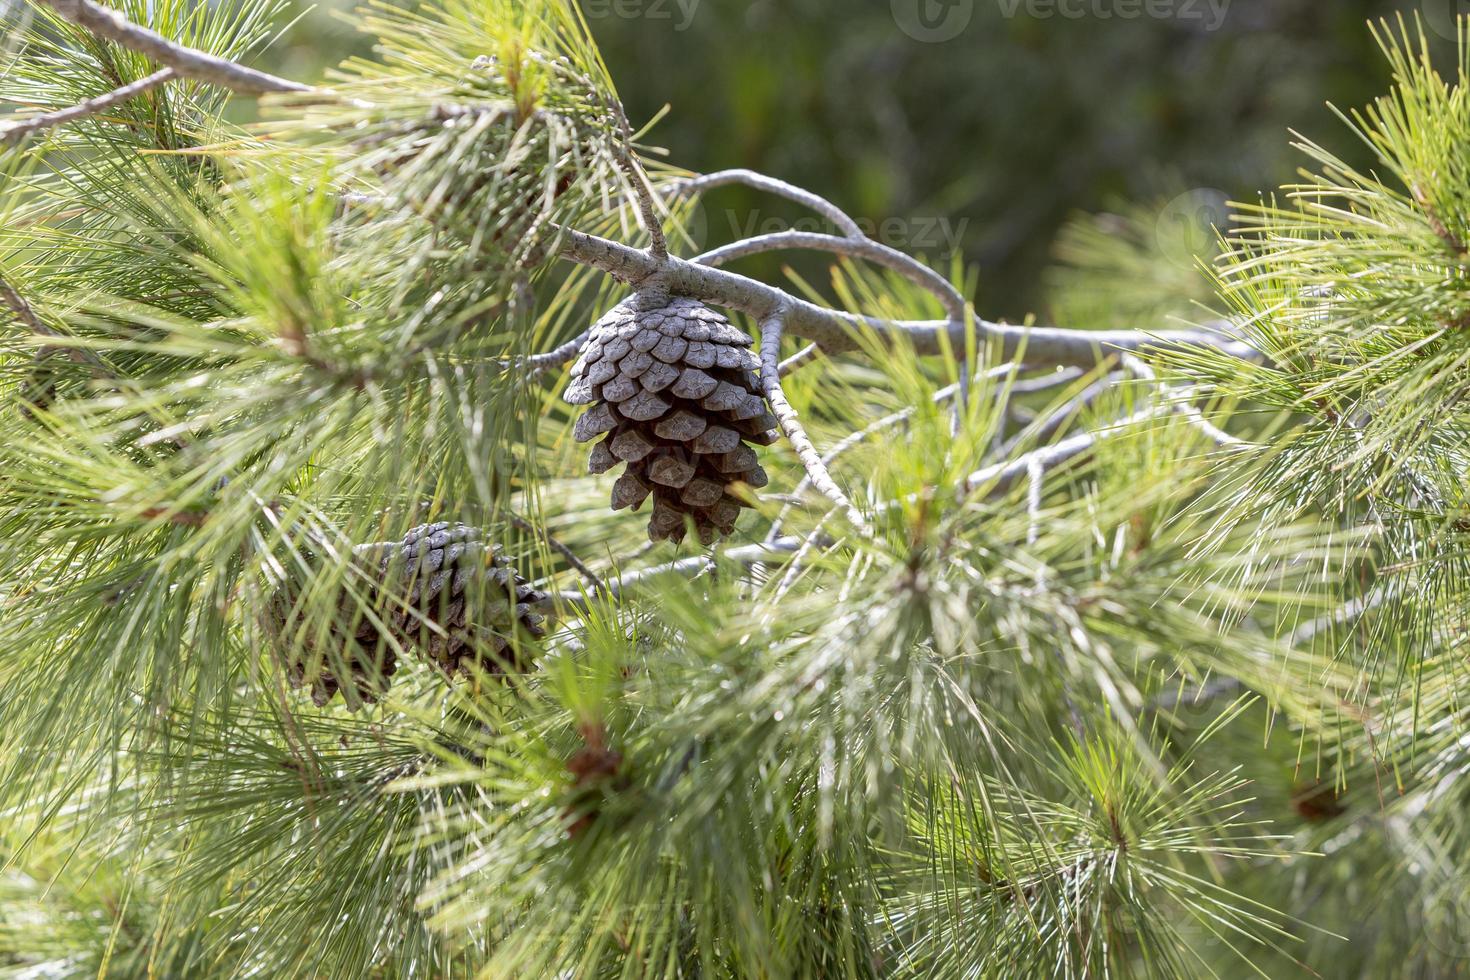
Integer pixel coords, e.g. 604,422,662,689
1,2,1469,976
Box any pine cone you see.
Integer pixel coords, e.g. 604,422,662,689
371,522,548,677
266,576,399,708
268,522,548,706
565,296,778,544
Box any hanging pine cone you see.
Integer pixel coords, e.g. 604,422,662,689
267,580,399,708
268,522,548,706
372,522,549,676
565,296,779,544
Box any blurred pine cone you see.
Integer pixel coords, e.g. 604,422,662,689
371,522,548,676
268,522,548,706
565,296,778,544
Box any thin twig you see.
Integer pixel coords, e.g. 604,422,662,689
538,536,803,608
759,309,870,534
681,172,968,353
0,67,176,145
1024,457,1049,602
608,135,667,264
507,328,590,375
1291,586,1392,646
1026,455,1044,549
1,274,110,376
509,514,606,594
995,371,1123,460
953,362,969,437
765,387,954,544
1,277,50,336
963,405,1170,496
1148,677,1246,713
774,507,837,598
675,169,864,239
778,342,821,377
34,0,311,94
1119,353,1247,448
1009,368,1086,394
766,366,1017,543
696,230,966,324
527,49,667,265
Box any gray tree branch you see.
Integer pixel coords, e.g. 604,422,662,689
694,229,967,324
556,226,1258,369
33,0,312,94
759,310,871,534
539,536,803,608
0,67,176,144
674,169,864,239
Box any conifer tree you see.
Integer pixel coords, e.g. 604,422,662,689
1,3,1468,976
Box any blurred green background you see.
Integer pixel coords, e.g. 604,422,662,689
275,0,1427,321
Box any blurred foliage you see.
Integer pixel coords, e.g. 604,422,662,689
266,0,1420,321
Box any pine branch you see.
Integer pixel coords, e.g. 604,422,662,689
32,0,311,94
609,137,667,265
1025,454,1045,549
556,226,1260,368
994,371,1123,459
759,310,870,534
1010,368,1085,392
766,380,965,542
695,229,967,323
764,364,1023,541
1,277,52,338
1119,353,1246,448
777,342,821,376
540,536,802,606
509,513,605,593
773,507,836,598
0,274,111,380
963,404,1168,495
0,67,176,144
675,169,865,239
509,329,591,374
5,7,1458,976
682,170,967,345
